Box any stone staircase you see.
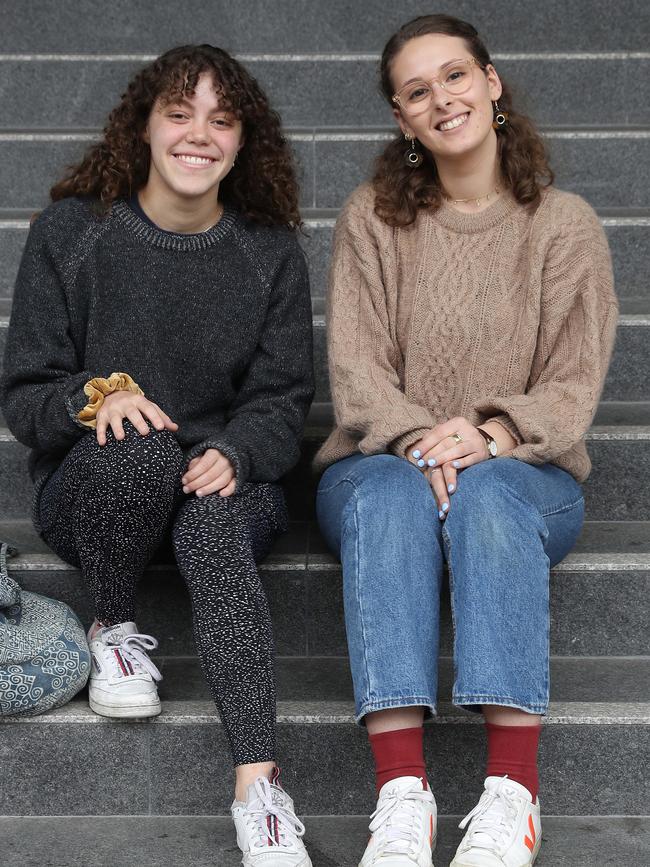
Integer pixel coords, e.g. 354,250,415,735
1,2,649,864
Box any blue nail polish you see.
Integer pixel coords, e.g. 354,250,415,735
442,502,449,512
453,461,461,468
412,450,421,459
417,459,425,467
448,483,455,492
439,510,445,520
428,458,436,467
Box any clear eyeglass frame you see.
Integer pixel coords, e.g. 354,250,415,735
392,58,486,117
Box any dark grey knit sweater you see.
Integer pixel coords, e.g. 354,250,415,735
0,197,314,488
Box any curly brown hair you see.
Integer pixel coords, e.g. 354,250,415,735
373,14,554,227
50,45,301,229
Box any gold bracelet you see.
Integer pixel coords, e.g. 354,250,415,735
77,372,144,429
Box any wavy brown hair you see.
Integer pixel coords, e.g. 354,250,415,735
50,45,301,229
374,14,554,227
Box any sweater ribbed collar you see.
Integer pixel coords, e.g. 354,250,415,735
431,191,520,234
112,199,239,251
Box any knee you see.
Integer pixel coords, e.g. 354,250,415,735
325,455,435,543
446,460,544,543
451,459,522,512
103,421,182,462
84,423,183,495
346,454,430,505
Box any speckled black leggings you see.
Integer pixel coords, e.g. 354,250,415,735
36,423,288,765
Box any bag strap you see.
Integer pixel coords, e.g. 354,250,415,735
0,541,20,608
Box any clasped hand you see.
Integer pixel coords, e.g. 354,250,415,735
96,391,236,498
407,417,489,520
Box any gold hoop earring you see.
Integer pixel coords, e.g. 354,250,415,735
404,134,423,168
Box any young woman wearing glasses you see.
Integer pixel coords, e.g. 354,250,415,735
315,14,617,867
1,45,314,865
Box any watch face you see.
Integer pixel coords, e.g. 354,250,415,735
488,440,498,457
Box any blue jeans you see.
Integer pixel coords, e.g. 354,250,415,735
316,454,584,722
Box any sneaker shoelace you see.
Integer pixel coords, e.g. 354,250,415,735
104,632,162,682
244,777,306,848
368,778,431,856
458,776,519,853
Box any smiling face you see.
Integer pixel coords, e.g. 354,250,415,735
390,33,502,163
142,72,243,207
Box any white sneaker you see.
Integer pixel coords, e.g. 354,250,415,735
359,776,437,866
88,621,162,719
450,776,541,866
231,770,312,866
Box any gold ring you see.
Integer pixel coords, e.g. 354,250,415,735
450,432,463,444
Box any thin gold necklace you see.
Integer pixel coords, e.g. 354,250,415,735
197,202,224,232
443,186,500,207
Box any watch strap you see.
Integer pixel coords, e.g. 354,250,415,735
476,426,497,457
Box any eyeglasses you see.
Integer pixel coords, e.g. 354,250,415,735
392,58,485,117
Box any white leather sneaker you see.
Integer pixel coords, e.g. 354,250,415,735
231,770,312,866
450,776,541,866
359,776,437,866
88,621,162,718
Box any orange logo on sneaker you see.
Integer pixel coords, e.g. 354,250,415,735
524,814,536,852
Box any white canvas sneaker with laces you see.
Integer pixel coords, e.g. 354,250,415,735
450,776,541,866
231,769,312,866
359,775,437,867
88,621,162,718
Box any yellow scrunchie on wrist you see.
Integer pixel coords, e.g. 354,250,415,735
77,372,144,429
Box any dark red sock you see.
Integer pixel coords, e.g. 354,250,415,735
369,726,427,794
485,722,541,801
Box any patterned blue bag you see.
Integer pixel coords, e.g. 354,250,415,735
0,541,90,716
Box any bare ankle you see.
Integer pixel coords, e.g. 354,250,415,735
234,761,276,801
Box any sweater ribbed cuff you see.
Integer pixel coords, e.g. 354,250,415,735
186,438,248,492
390,428,433,460
485,413,524,446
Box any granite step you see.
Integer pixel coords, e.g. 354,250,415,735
2,210,649,301
1,56,650,128
1,418,650,521
2,130,650,211
1,689,648,815
312,314,650,403
3,0,649,53
1,313,649,403
4,518,650,658
307,129,650,211
68,655,650,706
4,814,650,867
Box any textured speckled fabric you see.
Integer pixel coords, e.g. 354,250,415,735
36,425,287,763
0,196,314,490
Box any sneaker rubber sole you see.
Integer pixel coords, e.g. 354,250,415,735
358,837,436,867
451,840,539,867
242,855,312,867
89,694,161,719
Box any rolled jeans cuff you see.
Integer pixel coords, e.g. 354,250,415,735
453,693,548,716
355,695,437,726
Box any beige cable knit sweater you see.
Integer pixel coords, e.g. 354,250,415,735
314,183,618,482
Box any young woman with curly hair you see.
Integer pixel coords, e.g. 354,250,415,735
315,14,617,867
1,44,314,866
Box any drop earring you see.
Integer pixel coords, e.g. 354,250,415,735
404,134,423,168
492,100,509,129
